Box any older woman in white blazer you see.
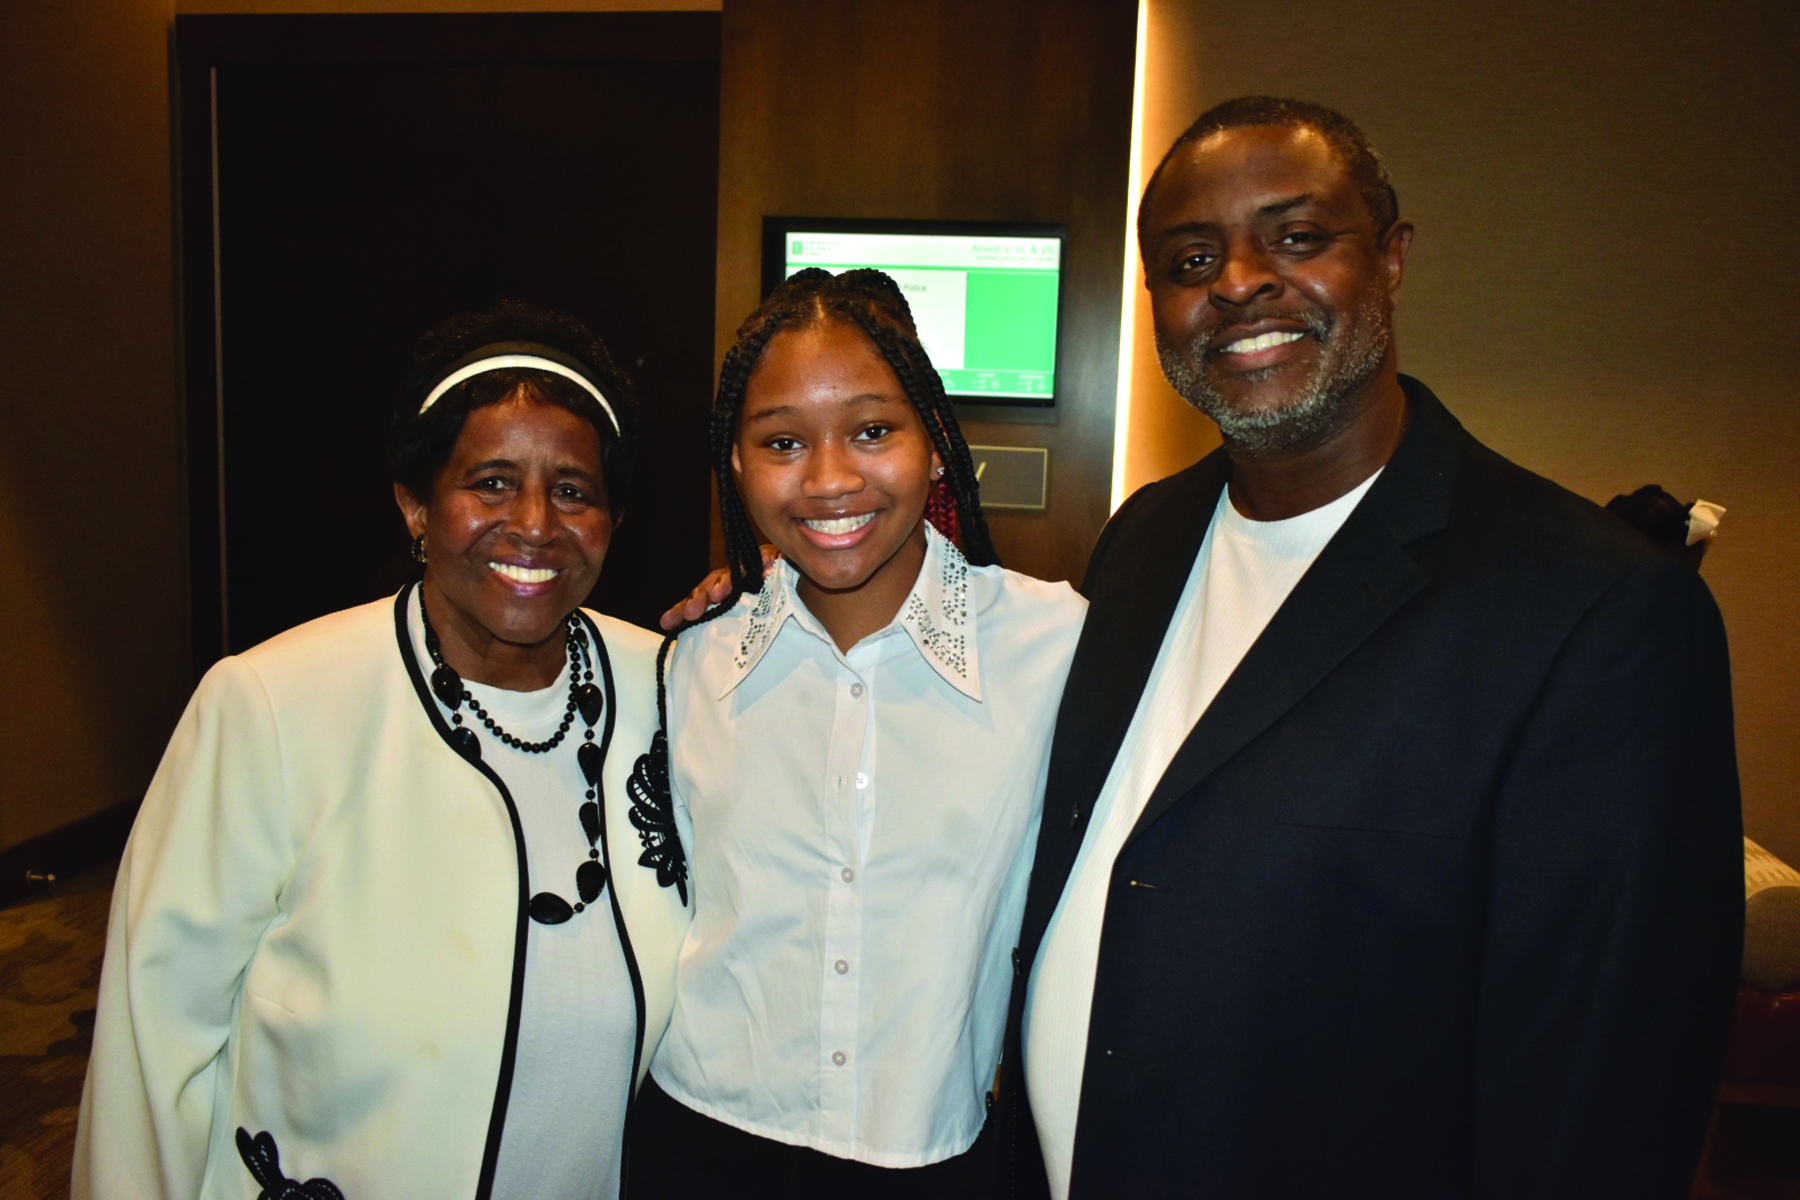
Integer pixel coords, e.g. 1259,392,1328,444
75,302,691,1200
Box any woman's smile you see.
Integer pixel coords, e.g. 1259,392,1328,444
398,394,613,688
489,560,563,587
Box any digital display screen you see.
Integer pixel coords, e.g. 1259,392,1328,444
765,220,1065,405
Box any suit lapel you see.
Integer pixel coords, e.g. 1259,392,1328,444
1124,379,1467,847
1050,455,1227,824
1018,455,1227,948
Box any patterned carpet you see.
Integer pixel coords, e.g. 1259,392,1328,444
0,862,113,1200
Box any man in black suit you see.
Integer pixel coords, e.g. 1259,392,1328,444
1002,97,1742,1198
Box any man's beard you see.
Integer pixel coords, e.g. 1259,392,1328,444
1155,287,1392,460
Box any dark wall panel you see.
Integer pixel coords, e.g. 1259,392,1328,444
179,13,720,661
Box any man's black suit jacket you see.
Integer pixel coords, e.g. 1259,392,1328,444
998,379,1743,1198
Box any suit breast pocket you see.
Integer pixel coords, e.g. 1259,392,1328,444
1275,777,1475,841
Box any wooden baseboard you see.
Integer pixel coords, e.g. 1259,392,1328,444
0,800,139,909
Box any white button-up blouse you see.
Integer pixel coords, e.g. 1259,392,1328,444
651,525,1086,1167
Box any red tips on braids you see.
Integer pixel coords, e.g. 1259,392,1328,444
925,476,963,550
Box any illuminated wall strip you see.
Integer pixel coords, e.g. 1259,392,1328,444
1110,0,1150,513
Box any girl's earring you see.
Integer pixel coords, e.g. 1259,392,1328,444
933,465,946,479
412,535,429,564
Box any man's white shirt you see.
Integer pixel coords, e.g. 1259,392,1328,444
1025,473,1379,1198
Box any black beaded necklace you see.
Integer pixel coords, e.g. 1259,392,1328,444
421,601,611,926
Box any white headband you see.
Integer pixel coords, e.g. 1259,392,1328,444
420,353,620,433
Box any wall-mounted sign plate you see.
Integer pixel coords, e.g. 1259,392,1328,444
968,444,1048,510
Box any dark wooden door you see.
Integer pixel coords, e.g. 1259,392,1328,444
176,13,719,668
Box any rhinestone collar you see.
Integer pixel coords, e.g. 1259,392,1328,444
720,521,982,702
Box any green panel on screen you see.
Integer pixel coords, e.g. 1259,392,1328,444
764,218,1066,406
965,271,1058,372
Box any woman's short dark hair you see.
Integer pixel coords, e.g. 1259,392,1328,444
389,300,639,514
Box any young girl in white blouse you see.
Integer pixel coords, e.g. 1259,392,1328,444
630,268,1084,1197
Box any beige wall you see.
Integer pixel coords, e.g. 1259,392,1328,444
1122,0,1800,864
0,0,188,851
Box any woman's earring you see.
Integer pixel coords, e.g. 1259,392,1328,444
933,465,946,479
412,535,429,564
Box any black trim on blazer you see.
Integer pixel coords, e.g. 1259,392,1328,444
573,607,653,1191
237,1127,345,1199
392,586,526,1199
392,587,653,1198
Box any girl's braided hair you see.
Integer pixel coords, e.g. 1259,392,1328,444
708,267,997,613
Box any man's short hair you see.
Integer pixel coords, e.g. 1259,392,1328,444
1139,96,1400,240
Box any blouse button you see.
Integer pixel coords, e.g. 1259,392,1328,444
832,1050,847,1066
835,959,850,975
841,867,855,883
850,682,865,698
